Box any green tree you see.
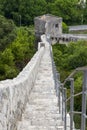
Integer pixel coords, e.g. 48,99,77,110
0,48,18,80
1,0,87,25
49,0,82,25
52,40,87,80
1,48,14,66
0,0,47,25
19,0,47,25
62,22,69,33
10,27,35,70
0,26,35,80
0,15,16,51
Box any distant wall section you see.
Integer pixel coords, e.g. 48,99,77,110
34,14,62,45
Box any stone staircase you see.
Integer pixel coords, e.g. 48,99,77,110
17,37,64,130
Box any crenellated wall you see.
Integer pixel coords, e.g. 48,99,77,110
0,46,44,130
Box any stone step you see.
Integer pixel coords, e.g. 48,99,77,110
22,109,62,120
29,93,57,100
22,118,63,126
17,37,65,130
29,98,58,104
32,87,56,93
22,115,62,122
32,90,56,95
17,119,64,129
18,124,64,130
17,105,64,130
24,104,59,112
22,108,62,119
29,92,58,100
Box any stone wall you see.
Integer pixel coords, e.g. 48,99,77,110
51,33,87,44
34,14,62,46
0,46,44,130
45,18,62,38
34,17,46,35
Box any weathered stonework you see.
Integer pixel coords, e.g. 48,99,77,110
34,14,62,44
35,14,87,45
0,46,44,130
0,14,79,130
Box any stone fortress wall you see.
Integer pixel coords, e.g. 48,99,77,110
0,46,44,130
34,14,87,45
34,14,62,44
0,14,87,130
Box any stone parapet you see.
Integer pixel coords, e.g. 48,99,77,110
0,46,44,130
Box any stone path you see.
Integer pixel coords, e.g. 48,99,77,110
17,37,64,130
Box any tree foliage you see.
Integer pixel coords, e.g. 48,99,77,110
62,22,69,33
0,27,35,80
52,41,87,128
0,0,47,25
0,15,16,51
0,0,87,25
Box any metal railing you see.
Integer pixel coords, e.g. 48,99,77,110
53,60,87,130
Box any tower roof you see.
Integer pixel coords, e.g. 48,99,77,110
35,14,62,22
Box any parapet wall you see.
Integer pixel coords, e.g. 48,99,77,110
51,33,87,44
0,46,44,130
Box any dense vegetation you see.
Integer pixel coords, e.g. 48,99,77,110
0,0,87,128
0,15,16,51
53,41,87,81
0,0,70,80
0,0,87,26
0,25,35,80
52,41,87,129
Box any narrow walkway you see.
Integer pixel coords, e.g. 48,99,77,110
17,36,64,130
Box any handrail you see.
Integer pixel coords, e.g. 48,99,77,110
63,66,87,86
62,66,87,130
51,41,87,130
73,91,82,97
53,62,87,130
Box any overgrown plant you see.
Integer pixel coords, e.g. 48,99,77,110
0,27,35,80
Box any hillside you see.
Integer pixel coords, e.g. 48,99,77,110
0,15,35,80
0,0,87,26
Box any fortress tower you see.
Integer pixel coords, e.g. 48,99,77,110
34,14,62,45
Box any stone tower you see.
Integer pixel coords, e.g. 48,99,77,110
34,14,62,45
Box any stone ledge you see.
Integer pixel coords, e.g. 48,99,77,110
0,47,44,130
